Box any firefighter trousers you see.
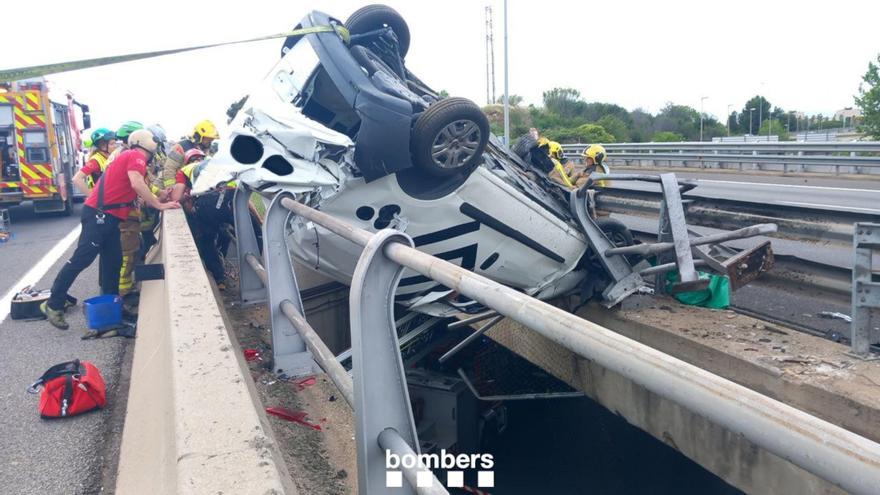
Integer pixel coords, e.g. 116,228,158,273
49,206,122,311
118,218,141,295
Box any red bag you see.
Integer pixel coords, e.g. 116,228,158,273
27,360,107,418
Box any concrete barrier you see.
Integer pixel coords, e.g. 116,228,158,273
115,210,296,494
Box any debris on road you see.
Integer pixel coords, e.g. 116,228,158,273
817,311,852,323
265,406,323,431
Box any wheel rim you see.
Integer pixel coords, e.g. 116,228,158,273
430,119,482,170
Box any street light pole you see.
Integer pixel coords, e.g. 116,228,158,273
749,107,756,135
727,104,733,136
699,96,708,142
502,0,510,147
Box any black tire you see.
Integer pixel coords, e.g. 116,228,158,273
512,133,537,158
596,217,634,248
412,97,489,178
346,4,411,57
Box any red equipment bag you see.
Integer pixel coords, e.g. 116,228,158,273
27,360,107,418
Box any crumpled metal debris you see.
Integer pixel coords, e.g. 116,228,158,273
817,311,852,323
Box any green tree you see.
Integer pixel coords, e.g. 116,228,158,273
629,108,655,142
651,131,684,142
542,88,585,118
438,89,450,98
597,115,630,142
545,124,614,144
482,105,532,138
495,94,524,106
756,119,790,140
856,53,880,139
654,103,701,140
741,96,772,133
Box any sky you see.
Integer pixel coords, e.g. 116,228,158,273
3,0,878,139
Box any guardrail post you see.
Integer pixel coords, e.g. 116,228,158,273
851,223,880,357
234,185,267,305
350,230,422,494
264,192,318,377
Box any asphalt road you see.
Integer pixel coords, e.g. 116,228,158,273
611,172,880,215
0,202,130,495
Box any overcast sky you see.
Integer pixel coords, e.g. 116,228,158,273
4,0,877,139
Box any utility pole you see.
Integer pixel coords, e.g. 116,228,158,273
484,6,496,105
749,107,756,135
700,96,708,142
503,0,510,146
727,104,733,136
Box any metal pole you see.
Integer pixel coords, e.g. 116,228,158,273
700,96,707,142
377,429,449,495
727,104,733,136
438,315,505,363
749,108,755,135
502,0,510,147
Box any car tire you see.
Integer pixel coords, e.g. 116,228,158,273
345,4,411,57
596,217,634,248
412,97,489,178
512,133,537,158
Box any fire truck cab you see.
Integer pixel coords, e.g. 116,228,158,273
0,78,90,215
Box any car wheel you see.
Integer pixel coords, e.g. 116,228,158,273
596,217,634,248
512,133,538,158
412,97,489,178
346,4,411,56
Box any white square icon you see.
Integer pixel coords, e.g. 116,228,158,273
447,470,464,488
478,470,495,487
416,470,433,487
386,470,403,488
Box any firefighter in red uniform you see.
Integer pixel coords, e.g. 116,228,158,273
41,129,180,330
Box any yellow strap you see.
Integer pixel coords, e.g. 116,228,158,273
0,25,349,83
552,159,574,188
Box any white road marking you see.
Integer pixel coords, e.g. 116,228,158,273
697,179,880,194
776,200,880,213
0,224,82,324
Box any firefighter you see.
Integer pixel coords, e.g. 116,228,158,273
533,136,577,188
109,121,144,162
73,127,115,194
138,124,169,261
162,120,220,187
582,144,610,187
41,130,180,330
170,152,230,289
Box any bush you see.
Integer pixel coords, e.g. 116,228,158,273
651,131,684,142
544,124,614,144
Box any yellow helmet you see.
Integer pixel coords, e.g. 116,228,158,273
547,141,564,161
583,144,606,165
536,137,550,147
193,119,219,141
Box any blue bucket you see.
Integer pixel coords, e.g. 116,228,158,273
83,294,123,330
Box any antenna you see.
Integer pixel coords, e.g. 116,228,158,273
485,5,496,105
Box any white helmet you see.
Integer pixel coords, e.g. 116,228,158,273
128,129,158,154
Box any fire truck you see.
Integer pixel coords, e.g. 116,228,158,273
0,78,91,215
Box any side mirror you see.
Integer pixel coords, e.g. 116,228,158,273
81,104,91,130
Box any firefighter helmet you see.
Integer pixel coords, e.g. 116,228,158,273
116,121,143,140
184,148,207,164
147,124,167,144
192,120,220,141
129,129,159,154
583,144,606,166
90,127,115,144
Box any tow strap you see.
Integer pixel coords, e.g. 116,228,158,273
0,25,349,83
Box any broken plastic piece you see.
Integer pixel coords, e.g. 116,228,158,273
294,376,317,391
265,407,322,430
817,311,852,323
243,348,261,361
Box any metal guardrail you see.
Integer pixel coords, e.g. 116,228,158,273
561,141,880,175
231,185,880,494
852,223,880,356
594,186,872,245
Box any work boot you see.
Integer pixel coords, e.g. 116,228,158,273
216,281,227,292
40,301,69,330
